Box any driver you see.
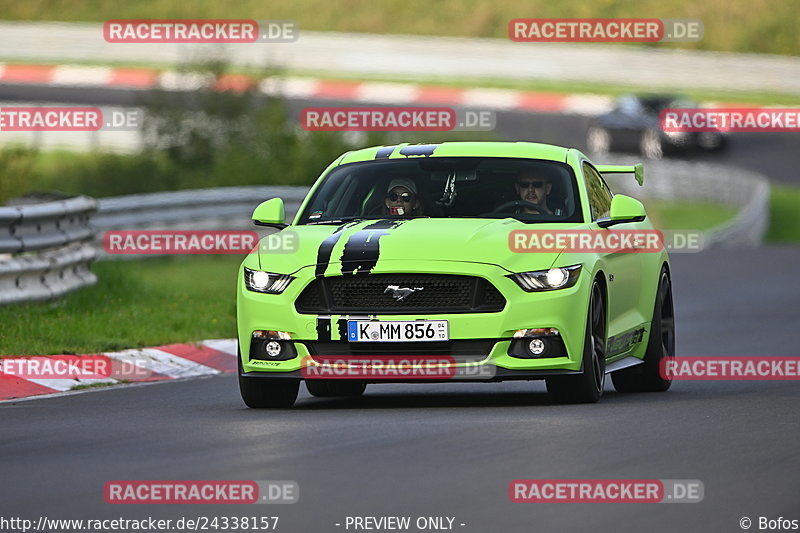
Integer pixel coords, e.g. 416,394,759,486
384,177,424,216
514,170,554,215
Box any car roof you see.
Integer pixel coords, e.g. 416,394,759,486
337,141,572,165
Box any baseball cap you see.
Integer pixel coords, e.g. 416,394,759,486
386,177,418,196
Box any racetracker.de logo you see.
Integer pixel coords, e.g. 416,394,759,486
508,18,703,43
104,481,298,504
510,230,665,253
509,479,704,503
661,357,800,380
660,108,800,132
103,231,265,255
103,19,298,43
0,107,142,131
301,356,495,380
0,355,153,380
300,107,495,132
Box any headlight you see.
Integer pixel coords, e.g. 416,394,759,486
243,267,295,294
508,265,582,292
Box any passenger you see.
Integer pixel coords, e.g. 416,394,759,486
384,177,424,216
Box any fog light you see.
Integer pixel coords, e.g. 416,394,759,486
265,341,282,358
528,338,545,356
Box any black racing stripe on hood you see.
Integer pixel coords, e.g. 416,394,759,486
316,317,332,341
399,144,438,157
340,219,406,275
375,145,397,159
314,221,358,277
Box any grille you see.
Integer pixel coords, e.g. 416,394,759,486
296,274,505,314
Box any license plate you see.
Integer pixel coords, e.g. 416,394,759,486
347,320,449,342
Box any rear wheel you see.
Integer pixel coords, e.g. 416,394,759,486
612,269,675,392
238,350,299,408
546,280,606,404
306,380,367,398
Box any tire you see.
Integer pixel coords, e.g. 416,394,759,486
640,129,663,160
587,127,611,156
612,269,675,393
546,280,606,404
697,132,726,152
238,349,299,408
306,380,367,398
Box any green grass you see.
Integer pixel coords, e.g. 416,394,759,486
0,255,240,356
3,0,798,55
645,201,738,230
766,185,800,241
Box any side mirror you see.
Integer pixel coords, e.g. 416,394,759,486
597,195,646,228
252,198,288,229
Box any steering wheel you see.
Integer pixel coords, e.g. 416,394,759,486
490,200,549,214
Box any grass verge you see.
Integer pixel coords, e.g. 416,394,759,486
766,185,800,241
645,201,738,230
0,255,240,356
3,0,799,55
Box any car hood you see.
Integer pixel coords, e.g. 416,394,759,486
257,218,572,275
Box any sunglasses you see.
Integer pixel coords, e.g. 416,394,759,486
387,192,415,202
517,181,546,189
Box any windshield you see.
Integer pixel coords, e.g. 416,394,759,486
297,157,582,225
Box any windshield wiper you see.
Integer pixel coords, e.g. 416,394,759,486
306,217,370,225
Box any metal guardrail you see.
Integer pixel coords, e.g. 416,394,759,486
94,186,309,232
93,186,310,259
0,195,98,304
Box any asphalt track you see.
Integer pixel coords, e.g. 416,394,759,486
2,247,799,532
1,85,799,532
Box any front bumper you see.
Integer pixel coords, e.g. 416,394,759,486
237,260,592,379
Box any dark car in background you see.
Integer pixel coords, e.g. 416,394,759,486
586,94,727,159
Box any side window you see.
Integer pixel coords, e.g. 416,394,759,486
582,162,613,220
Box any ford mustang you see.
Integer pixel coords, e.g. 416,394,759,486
237,141,675,407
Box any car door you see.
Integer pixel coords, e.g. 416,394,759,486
582,162,644,347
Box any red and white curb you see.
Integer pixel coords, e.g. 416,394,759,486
0,62,615,116
0,338,238,402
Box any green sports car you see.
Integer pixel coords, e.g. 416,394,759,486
237,141,675,407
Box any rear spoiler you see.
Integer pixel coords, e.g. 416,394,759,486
595,164,644,186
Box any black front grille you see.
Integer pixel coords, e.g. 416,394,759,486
303,339,496,363
296,274,505,314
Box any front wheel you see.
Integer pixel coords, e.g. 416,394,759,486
587,127,611,156
238,351,299,408
546,280,606,404
640,129,664,160
612,269,675,392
